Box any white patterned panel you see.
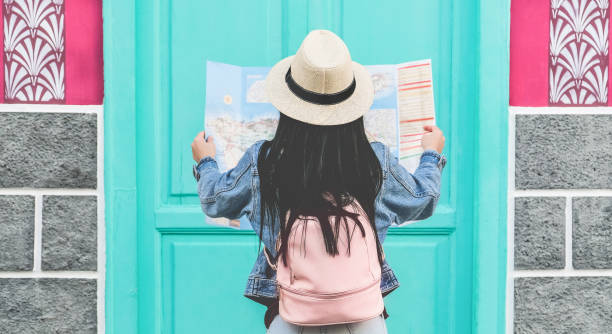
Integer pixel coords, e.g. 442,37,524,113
549,0,609,106
4,0,64,103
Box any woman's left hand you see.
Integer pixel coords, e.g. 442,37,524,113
191,131,216,162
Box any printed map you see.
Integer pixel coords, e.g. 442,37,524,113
204,60,435,228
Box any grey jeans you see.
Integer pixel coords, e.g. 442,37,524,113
266,314,388,334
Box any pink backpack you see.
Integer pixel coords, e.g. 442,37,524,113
264,200,385,326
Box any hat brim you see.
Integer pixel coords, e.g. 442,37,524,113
265,55,374,126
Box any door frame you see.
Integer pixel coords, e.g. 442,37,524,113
103,0,509,333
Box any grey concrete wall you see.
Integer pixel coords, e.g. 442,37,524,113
515,277,612,333
0,278,97,333
515,115,612,189
0,111,101,334
0,196,34,271
514,197,565,269
0,113,97,188
573,197,612,269
512,112,612,333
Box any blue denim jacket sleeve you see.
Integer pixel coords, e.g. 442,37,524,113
382,145,446,226
195,147,254,221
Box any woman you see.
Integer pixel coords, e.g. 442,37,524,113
191,30,446,333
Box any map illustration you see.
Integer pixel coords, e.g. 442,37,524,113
204,60,435,228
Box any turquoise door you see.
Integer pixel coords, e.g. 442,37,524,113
104,0,509,333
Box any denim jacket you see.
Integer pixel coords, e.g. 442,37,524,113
196,140,446,306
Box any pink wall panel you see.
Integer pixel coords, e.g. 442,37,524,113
509,0,549,106
511,0,611,107
65,0,103,105
1,0,102,105
609,6,612,106
1,4,4,104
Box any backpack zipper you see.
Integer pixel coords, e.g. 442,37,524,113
278,277,380,299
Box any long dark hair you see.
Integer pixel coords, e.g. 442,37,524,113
257,112,384,267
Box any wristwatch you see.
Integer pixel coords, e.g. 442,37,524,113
192,164,200,181
438,154,448,170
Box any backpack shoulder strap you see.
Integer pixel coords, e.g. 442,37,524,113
264,245,278,271
263,209,292,271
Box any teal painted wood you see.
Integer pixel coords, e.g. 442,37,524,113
473,0,510,333
103,0,509,333
103,0,138,332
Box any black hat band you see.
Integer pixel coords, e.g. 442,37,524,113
285,67,356,105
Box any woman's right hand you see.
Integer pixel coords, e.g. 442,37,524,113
421,125,445,154
191,131,216,162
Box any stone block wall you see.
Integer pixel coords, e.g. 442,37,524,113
509,1,612,332
510,112,612,333
0,110,103,334
0,0,103,332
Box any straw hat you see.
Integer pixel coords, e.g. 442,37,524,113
265,29,374,126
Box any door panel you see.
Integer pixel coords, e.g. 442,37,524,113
161,233,261,333
137,0,478,332
384,233,452,333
